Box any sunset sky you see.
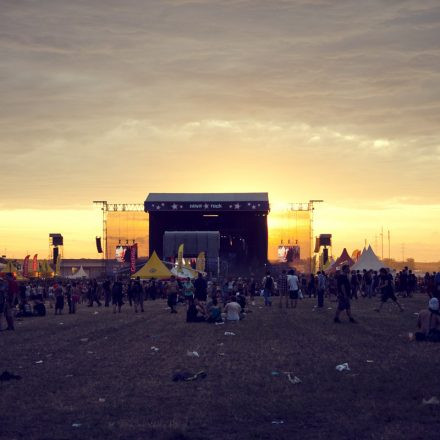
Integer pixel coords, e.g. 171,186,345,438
1,0,439,262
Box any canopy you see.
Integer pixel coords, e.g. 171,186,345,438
68,266,89,279
351,245,388,272
328,248,354,273
171,266,199,280
132,251,172,279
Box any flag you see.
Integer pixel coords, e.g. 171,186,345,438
177,244,184,270
32,254,38,272
196,252,205,272
23,255,30,277
130,243,138,274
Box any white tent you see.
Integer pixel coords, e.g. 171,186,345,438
351,246,388,272
68,266,89,279
170,266,199,279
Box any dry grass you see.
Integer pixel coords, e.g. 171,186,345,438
1,295,440,440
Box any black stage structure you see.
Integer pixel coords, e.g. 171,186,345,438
145,193,269,270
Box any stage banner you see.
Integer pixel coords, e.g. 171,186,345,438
130,243,138,274
32,254,38,272
23,255,30,277
177,244,184,270
196,252,205,272
55,255,62,276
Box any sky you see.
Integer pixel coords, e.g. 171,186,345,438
0,0,439,261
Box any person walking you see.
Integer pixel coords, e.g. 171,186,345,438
334,265,357,323
375,268,404,312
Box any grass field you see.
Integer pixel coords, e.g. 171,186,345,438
1,295,440,440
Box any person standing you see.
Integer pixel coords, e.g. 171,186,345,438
262,271,274,307
434,271,440,299
0,277,15,331
194,273,208,303
148,278,158,301
317,271,326,308
334,265,357,323
249,277,256,306
375,268,404,312
166,275,179,314
183,277,194,303
54,283,65,315
278,270,288,308
287,269,300,309
133,277,144,313
103,279,111,307
112,278,124,314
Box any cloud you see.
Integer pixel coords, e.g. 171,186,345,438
0,0,439,258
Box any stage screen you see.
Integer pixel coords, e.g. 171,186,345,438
106,211,149,259
268,209,311,268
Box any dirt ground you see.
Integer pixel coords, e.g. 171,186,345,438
1,295,439,440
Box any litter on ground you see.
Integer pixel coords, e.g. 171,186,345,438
172,371,207,382
422,397,440,405
224,332,236,336
187,351,200,357
336,363,350,372
287,373,302,384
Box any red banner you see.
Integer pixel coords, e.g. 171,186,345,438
130,243,137,274
23,255,30,277
32,254,38,272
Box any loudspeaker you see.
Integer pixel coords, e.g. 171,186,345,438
319,234,332,247
323,248,329,265
96,237,103,253
53,247,59,265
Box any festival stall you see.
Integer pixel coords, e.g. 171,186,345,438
327,248,354,273
351,245,388,272
131,251,172,279
68,266,89,279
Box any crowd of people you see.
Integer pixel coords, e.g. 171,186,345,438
1,267,440,340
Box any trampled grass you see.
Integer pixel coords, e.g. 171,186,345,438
1,295,439,439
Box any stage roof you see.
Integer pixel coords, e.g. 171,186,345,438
145,193,269,212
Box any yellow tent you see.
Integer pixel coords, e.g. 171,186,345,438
132,251,172,279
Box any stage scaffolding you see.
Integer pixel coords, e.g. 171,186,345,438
94,199,321,273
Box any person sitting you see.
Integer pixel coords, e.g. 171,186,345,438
17,301,33,318
224,296,242,322
186,298,206,323
415,298,440,342
206,298,223,323
33,301,46,317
